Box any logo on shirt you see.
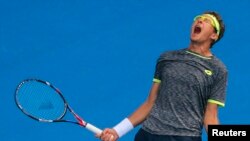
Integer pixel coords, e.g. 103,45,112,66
205,69,213,76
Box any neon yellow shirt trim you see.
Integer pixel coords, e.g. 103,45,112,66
208,99,225,107
186,51,212,60
153,78,161,83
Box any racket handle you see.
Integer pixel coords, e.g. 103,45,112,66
86,123,103,135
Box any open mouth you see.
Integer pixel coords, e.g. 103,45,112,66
194,26,201,34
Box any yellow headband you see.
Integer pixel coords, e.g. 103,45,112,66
194,14,220,36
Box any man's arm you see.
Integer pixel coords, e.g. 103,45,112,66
99,82,160,141
203,102,220,133
128,82,160,126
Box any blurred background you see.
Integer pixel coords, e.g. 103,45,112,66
1,0,249,141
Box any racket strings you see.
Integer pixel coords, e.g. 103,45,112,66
16,81,66,121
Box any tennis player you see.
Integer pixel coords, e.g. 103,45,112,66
98,11,228,141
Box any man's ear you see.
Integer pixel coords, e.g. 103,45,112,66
210,32,219,41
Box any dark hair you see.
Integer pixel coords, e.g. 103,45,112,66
204,11,225,46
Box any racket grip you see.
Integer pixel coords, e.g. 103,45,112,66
86,123,103,135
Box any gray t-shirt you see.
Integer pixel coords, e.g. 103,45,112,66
142,48,228,137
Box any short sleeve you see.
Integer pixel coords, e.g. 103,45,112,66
153,61,163,83
208,72,228,107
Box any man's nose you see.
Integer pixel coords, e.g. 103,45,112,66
197,20,203,24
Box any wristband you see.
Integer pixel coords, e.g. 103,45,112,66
113,118,134,138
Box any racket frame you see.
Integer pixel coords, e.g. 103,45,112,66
15,78,102,134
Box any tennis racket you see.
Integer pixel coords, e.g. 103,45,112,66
15,78,103,135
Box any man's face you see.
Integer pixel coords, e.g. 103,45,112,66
190,15,218,44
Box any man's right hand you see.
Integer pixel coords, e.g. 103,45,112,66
97,128,119,141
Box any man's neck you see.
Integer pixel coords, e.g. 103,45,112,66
188,42,212,57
